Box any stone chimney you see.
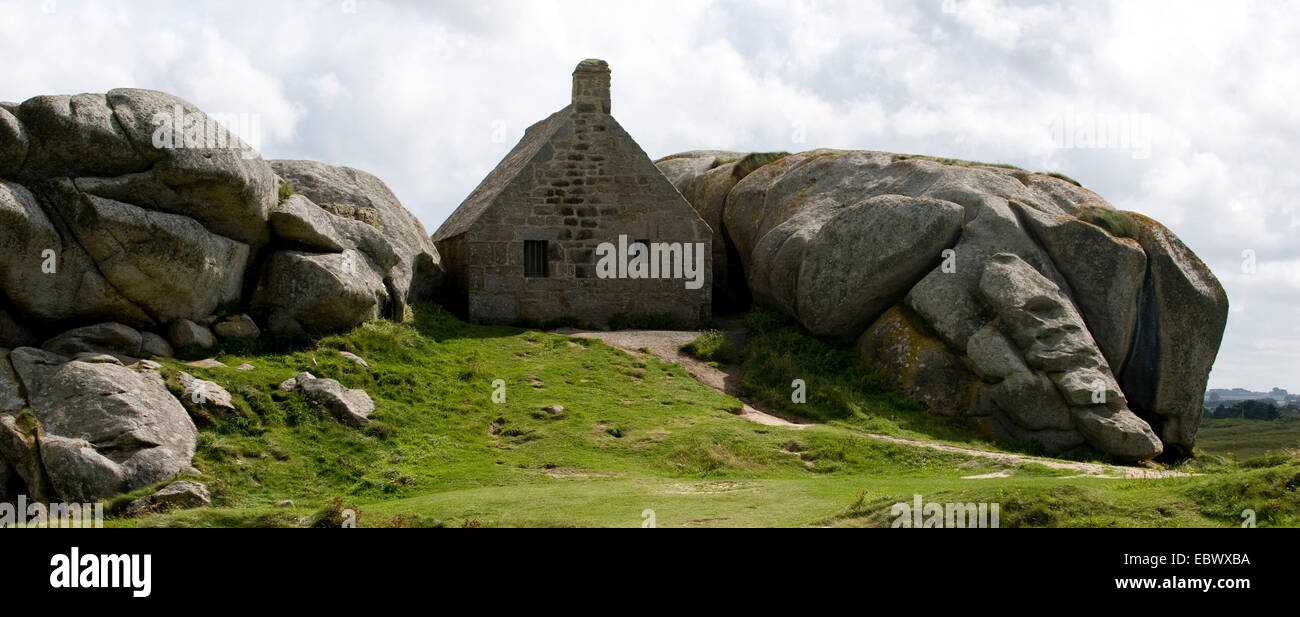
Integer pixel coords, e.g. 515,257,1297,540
572,58,611,114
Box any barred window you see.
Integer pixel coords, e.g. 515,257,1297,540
524,240,549,278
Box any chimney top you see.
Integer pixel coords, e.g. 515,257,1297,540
574,58,609,73
572,58,611,114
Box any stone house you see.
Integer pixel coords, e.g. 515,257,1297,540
433,59,712,325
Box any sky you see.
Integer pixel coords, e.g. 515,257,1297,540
1,0,1296,392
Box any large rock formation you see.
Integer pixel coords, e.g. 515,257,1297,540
658,149,1227,461
0,88,444,343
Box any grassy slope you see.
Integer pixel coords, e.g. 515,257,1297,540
112,305,1300,528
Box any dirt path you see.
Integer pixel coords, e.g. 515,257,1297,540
559,325,1191,479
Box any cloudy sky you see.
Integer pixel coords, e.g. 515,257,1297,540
1,0,1296,391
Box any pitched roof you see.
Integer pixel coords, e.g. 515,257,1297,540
432,106,574,242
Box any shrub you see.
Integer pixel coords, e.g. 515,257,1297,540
309,497,359,528
277,180,295,203
1077,204,1140,239
681,330,738,365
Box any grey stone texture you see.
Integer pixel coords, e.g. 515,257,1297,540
434,60,712,325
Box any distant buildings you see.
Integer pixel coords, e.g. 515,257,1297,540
1203,387,1295,409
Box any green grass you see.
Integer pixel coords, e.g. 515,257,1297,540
681,330,738,365
1077,203,1140,239
102,304,1300,528
737,307,991,444
1196,417,1300,460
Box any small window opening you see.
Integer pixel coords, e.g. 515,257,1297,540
524,240,549,278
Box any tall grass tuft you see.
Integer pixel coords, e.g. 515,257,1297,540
681,330,738,365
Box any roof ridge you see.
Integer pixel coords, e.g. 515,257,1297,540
432,105,574,241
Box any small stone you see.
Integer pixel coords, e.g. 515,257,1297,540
140,332,175,358
72,352,124,366
184,358,228,369
124,480,211,517
236,363,256,371
275,499,295,508
212,314,261,341
278,371,315,392
298,375,374,427
176,371,238,421
543,405,565,415
169,319,216,350
132,359,163,371
338,351,370,369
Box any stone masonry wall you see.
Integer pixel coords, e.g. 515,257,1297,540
462,112,712,325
